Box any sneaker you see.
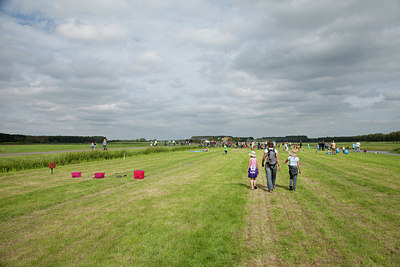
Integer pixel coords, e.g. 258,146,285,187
289,186,293,190
254,186,257,189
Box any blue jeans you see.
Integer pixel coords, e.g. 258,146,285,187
265,164,277,190
289,166,298,191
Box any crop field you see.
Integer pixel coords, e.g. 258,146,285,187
0,142,148,154
0,146,399,265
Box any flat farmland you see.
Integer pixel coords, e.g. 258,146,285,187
0,147,399,265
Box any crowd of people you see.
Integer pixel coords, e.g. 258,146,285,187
149,140,192,146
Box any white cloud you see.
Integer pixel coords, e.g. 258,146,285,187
0,0,399,139
178,28,236,48
56,19,129,42
344,95,385,109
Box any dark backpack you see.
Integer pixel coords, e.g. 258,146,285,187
267,149,277,166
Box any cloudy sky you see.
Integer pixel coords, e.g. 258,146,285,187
0,0,399,140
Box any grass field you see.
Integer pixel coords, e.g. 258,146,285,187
0,142,149,154
316,141,400,153
0,147,399,265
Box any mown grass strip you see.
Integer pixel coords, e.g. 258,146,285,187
265,149,400,265
0,148,248,266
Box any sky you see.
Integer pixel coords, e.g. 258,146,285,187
0,0,399,140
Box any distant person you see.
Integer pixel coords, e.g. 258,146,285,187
352,143,355,151
262,141,281,193
154,140,158,146
224,144,228,155
356,141,361,152
103,138,107,150
331,140,336,155
91,141,94,151
284,149,302,191
247,151,259,190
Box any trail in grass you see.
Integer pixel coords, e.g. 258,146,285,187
243,148,400,265
1,148,399,265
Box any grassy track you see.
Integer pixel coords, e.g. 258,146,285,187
0,147,399,265
244,148,400,265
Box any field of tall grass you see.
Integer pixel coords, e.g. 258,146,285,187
0,142,148,154
0,146,198,172
0,146,399,265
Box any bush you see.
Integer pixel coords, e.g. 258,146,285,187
0,146,199,173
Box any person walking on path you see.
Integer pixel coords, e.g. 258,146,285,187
247,151,259,190
356,141,361,152
103,138,107,150
262,141,281,193
284,149,302,191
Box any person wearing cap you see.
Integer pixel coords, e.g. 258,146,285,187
284,149,302,191
247,151,259,190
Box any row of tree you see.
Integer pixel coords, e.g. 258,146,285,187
259,132,400,143
0,133,106,144
191,136,255,142
193,132,400,143
1,131,399,144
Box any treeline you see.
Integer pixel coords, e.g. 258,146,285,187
191,136,254,142
0,133,106,144
259,132,400,142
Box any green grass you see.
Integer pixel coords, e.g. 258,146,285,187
0,142,149,154
0,146,197,172
0,147,399,265
245,147,400,265
0,148,247,265
304,141,400,153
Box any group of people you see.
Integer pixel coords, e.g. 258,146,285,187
91,139,107,151
247,141,301,192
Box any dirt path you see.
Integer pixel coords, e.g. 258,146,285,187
245,173,283,266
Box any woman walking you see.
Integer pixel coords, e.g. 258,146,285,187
284,149,302,191
262,141,281,193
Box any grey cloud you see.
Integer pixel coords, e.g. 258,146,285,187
0,0,399,139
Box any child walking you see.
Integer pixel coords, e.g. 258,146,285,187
284,149,302,191
247,151,259,190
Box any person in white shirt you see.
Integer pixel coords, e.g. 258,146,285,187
284,149,302,191
356,141,361,152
